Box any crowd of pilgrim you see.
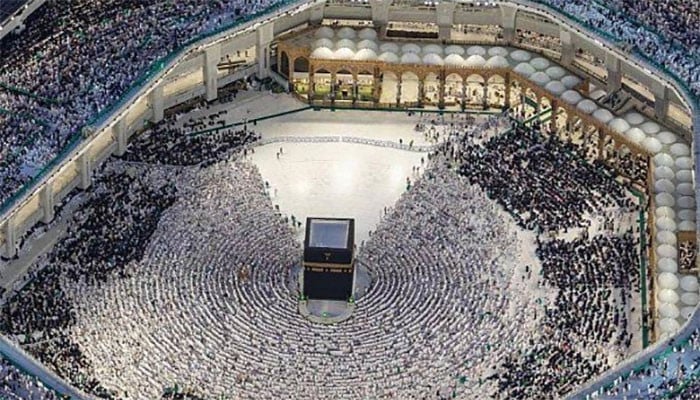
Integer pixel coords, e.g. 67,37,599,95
0,358,59,400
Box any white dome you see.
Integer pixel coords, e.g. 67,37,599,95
513,63,536,77
608,118,631,133
422,44,443,55
379,42,400,53
658,272,680,290
659,303,680,319
401,43,421,54
561,90,582,105
680,276,699,292
658,288,680,303
640,121,661,135
681,292,700,306
656,244,677,259
656,131,677,145
422,53,444,66
466,46,486,56
670,143,690,157
678,209,696,221
562,75,582,89
675,156,693,170
334,48,355,60
658,258,678,273
529,71,551,85
593,109,614,124
625,127,646,144
336,27,357,39
678,196,696,209
655,206,675,219
681,306,696,319
530,57,550,70
313,38,335,50
654,166,675,180
335,38,356,51
576,99,597,114
358,28,377,41
444,54,465,67
654,178,675,194
659,317,680,333
464,55,486,68
378,51,399,63
654,153,675,167
315,26,335,39
642,137,663,154
487,46,508,57
679,221,697,231
400,52,421,64
356,39,378,52
310,47,335,59
676,169,693,183
485,55,509,68
677,183,694,196
590,89,607,100
444,45,465,55
624,112,645,125
545,66,567,79
656,214,677,230
510,50,532,62
353,48,377,61
545,81,566,95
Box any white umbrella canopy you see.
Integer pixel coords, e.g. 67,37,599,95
658,258,678,273
561,90,583,105
313,38,335,50
678,196,696,209
464,55,486,68
576,99,597,114
530,57,550,70
378,51,399,63
444,45,465,55
659,317,680,333
678,209,696,221
659,303,681,319
529,71,551,86
513,62,536,77
545,81,567,95
400,52,421,64
422,44,443,55
681,292,700,306
656,244,678,259
510,49,532,61
679,221,697,231
676,183,694,196
655,206,675,219
654,153,675,168
593,108,614,124
654,166,674,180
676,169,693,183
379,42,400,53
545,66,566,79
680,306,696,320
680,275,700,292
656,131,677,145
466,45,486,56
333,48,355,60
642,137,663,154
640,121,661,135
487,46,509,56
624,112,645,125
625,127,646,144
658,272,680,290
335,38,356,51
675,156,693,170
589,89,606,100
654,178,674,194
358,27,377,40
310,47,335,59
336,26,357,39
670,143,690,157
655,215,676,230
658,288,680,303
422,53,444,66
401,43,421,54
608,118,631,133
315,26,335,39
485,55,509,68
353,48,377,61
356,39,379,51
444,54,465,67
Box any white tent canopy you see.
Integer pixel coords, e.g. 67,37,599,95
545,81,566,95
576,99,597,114
315,26,335,39
313,38,334,50
656,244,677,259
423,53,444,66
608,118,631,133
400,52,421,64
659,303,680,319
464,55,486,68
561,90,582,105
444,45,465,55
681,292,700,306
485,55,509,68
354,48,377,61
656,131,677,145
625,127,646,144
654,179,674,194
401,43,421,54
640,121,661,135
677,196,695,209
624,112,645,125
487,46,508,57
513,62,536,77
676,169,693,183
335,38,356,51
529,71,550,86
336,27,357,39
658,258,678,273
675,156,693,170
658,288,679,303
679,221,697,231
655,206,675,219
356,39,379,51
654,153,675,167
333,48,355,60
593,109,614,123
530,57,550,70
358,28,377,40
444,54,465,67
310,47,334,59
510,49,532,61
659,317,680,333
379,42,400,53
654,166,674,180
545,66,566,79
466,46,486,56
677,183,694,196
678,209,696,221
658,272,680,290
422,44,443,55
590,89,606,100
670,143,690,157
561,75,582,89
680,276,699,292
657,232,677,245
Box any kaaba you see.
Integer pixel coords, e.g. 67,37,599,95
302,217,355,301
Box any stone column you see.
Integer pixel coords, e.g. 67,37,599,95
504,73,511,108
651,81,669,120
150,85,164,123
436,2,456,41
331,71,337,105
370,0,391,37
203,44,220,102
550,100,558,133
482,84,488,109
500,4,517,45
4,216,16,259
40,182,55,224
560,29,575,67
78,152,92,190
438,72,446,109
256,22,274,79
308,70,315,104
461,79,467,110
418,79,425,107
396,75,402,106
372,67,381,104
113,117,128,157
605,53,622,93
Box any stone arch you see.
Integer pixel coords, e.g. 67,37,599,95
280,51,290,78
